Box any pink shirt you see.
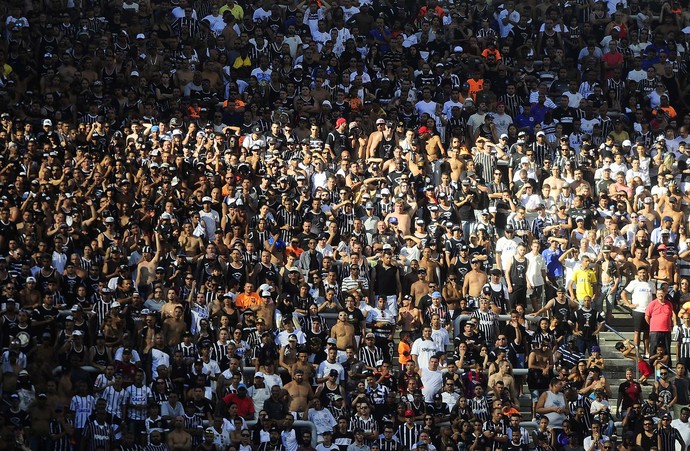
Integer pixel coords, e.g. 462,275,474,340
645,300,674,332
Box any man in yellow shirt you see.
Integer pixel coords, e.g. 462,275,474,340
568,255,598,304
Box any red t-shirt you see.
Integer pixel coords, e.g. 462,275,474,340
222,393,255,419
645,300,674,332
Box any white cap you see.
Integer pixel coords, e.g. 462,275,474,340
160,212,172,219
261,291,272,297
202,196,212,203
622,139,632,147
111,301,121,308
381,188,391,195
453,45,463,53
72,330,83,336
520,156,530,163
536,131,546,137
136,33,145,39
130,70,140,77
172,129,183,136
105,216,115,223
43,119,52,126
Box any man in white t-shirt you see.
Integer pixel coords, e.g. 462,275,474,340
496,225,520,272
420,354,444,403
671,407,690,451
410,325,439,371
525,240,547,312
621,266,655,357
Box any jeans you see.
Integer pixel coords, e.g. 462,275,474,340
596,282,616,314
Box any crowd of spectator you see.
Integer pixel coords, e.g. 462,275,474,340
7,0,690,450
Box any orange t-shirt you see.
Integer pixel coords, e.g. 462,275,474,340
467,79,484,101
235,292,261,311
398,341,412,366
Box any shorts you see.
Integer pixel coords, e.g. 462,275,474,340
638,360,653,377
633,311,649,332
528,285,543,299
531,390,542,403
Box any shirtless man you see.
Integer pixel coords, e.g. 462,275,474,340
28,394,52,442
637,197,660,233
410,268,431,304
447,139,466,184
178,222,204,261
135,232,162,294
161,292,183,320
421,127,445,162
442,275,462,315
162,305,187,347
290,350,315,381
629,247,650,271
384,200,413,236
598,245,620,324
330,311,356,351
167,416,193,451
462,258,488,298
652,245,678,287
543,166,566,199
662,195,685,233
18,277,41,308
283,369,314,418
255,292,276,330
527,339,554,417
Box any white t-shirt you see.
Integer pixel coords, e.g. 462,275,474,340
496,237,519,270
671,418,690,451
410,338,439,370
420,366,443,403
525,252,546,286
624,279,655,313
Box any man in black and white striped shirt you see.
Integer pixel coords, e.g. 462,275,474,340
82,409,114,451
123,370,152,439
100,372,126,424
69,381,95,440
349,403,379,443
395,411,422,450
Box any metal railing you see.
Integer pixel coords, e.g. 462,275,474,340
604,324,638,380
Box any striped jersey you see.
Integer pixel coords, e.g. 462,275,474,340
100,385,126,419
49,417,73,451
359,346,384,369
82,419,113,451
472,309,500,345
395,423,422,450
69,394,95,429
349,415,378,436
124,384,152,420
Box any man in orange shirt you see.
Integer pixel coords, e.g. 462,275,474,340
235,282,261,311
398,330,412,371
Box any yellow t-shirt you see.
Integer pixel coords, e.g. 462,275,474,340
572,267,597,300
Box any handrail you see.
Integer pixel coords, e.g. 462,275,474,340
604,323,639,380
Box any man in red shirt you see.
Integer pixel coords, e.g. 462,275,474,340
645,288,677,360
222,384,256,419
